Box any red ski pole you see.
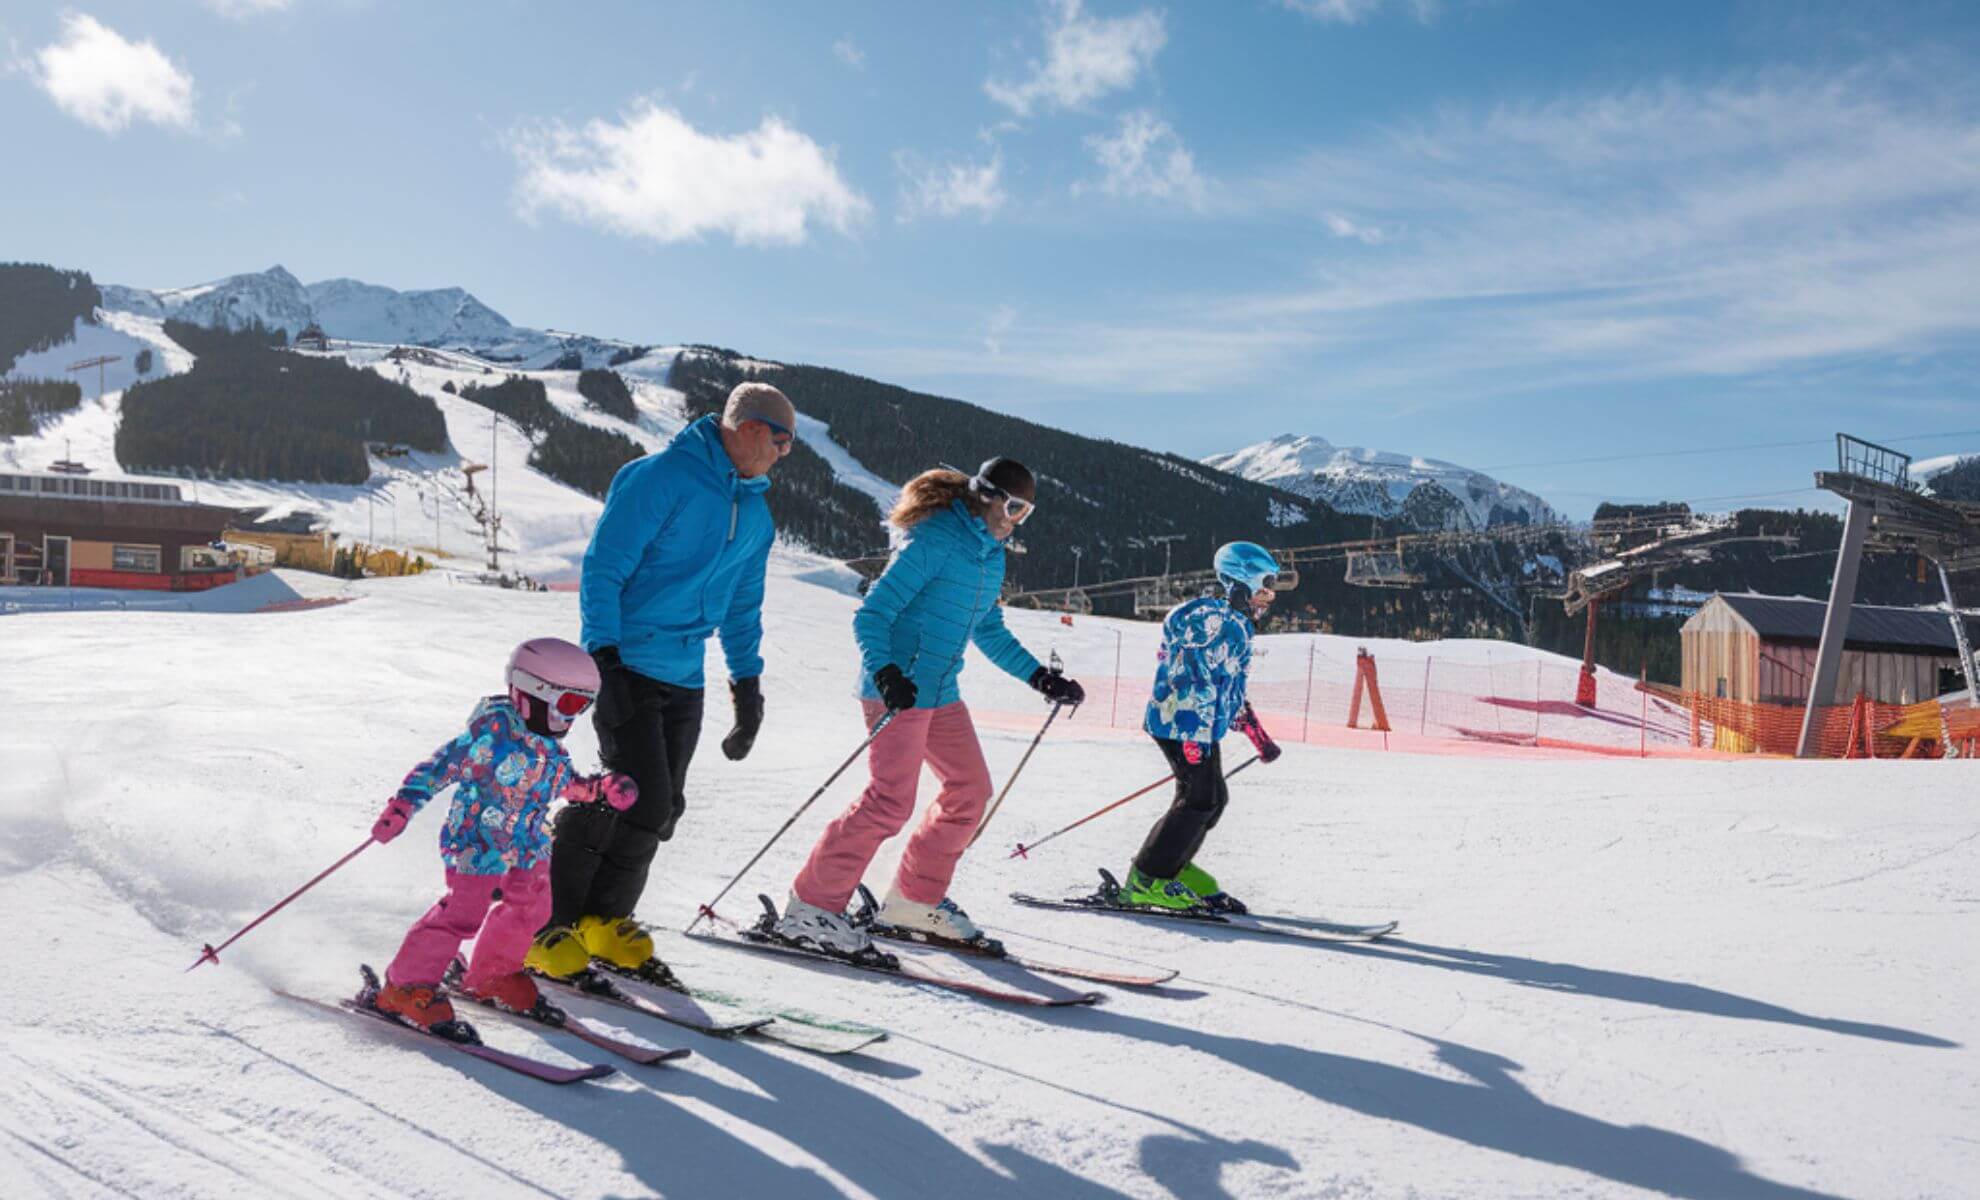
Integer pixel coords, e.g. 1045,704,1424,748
1009,754,1259,861
187,837,375,972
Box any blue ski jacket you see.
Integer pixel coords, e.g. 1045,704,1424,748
1144,595,1254,747
853,500,1042,709
579,415,774,689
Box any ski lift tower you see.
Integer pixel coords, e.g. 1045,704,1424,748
67,354,121,402
460,461,503,572
1797,434,1980,757
1561,507,1796,709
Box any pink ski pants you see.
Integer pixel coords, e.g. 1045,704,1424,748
793,700,993,913
385,861,550,989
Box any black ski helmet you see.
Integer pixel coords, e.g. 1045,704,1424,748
970,456,1036,504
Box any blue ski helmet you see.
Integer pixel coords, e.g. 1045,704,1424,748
1214,541,1282,592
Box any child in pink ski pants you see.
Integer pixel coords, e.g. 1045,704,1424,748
793,700,993,912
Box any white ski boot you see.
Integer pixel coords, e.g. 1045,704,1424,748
772,891,874,956
870,886,1007,954
877,886,984,941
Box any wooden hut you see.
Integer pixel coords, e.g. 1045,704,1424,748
0,471,250,590
1681,593,1977,705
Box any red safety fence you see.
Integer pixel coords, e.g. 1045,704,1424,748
978,643,1720,760
973,638,1974,762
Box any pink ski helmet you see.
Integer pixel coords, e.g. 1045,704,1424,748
507,637,600,735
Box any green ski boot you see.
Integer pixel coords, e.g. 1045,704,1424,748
1122,867,1202,911
1177,862,1247,914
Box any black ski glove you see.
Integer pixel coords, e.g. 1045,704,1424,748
1029,665,1086,706
874,664,918,711
591,645,635,728
722,676,764,761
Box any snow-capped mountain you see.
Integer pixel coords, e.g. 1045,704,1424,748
99,266,628,367
304,278,517,349
102,266,316,338
1207,433,1559,531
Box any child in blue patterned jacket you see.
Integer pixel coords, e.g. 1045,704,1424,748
1130,542,1285,912
366,638,636,1032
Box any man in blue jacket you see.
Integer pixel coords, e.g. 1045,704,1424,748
531,381,794,979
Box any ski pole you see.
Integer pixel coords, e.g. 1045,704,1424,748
187,837,375,972
967,700,1066,849
686,709,897,933
1009,754,1259,860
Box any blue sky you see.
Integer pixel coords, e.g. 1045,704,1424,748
4,0,1979,518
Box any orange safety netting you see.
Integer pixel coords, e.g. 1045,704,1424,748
1660,688,1968,759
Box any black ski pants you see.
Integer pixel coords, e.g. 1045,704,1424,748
1133,736,1229,880
547,669,704,928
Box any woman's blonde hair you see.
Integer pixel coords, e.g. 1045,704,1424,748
890,468,986,529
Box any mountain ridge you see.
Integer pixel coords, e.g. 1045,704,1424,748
1207,432,1559,532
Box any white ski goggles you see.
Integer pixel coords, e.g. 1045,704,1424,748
970,475,1035,524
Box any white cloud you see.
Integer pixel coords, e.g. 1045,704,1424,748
896,152,1008,222
833,37,865,70
1280,0,1440,23
1198,66,1980,397
32,14,195,134
204,0,293,17
986,0,1166,117
872,66,1980,405
505,99,870,247
1322,211,1387,243
1078,110,1208,208
984,304,1017,356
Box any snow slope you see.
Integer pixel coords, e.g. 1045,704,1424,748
4,554,1975,1199
1208,433,1558,531
4,327,896,580
3,311,192,398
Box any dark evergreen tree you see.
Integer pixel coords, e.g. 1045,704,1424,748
456,374,644,499
0,263,101,372
0,378,84,438
577,368,637,421
1930,457,1980,503
117,337,445,483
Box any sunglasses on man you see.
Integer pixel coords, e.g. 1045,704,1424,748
756,416,796,450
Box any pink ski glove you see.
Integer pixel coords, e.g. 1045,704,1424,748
1182,740,1205,766
568,772,639,812
371,797,416,844
1235,706,1281,764
598,772,639,812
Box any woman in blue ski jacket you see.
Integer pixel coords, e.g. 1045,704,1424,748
779,458,1085,955
1129,541,1285,912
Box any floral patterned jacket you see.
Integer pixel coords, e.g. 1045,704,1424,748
1143,595,1254,748
394,696,610,874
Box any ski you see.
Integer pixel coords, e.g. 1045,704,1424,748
687,896,1104,1009
279,967,616,1085
444,960,691,1066
851,885,1178,988
1012,871,1398,943
540,966,776,1039
591,966,891,1057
